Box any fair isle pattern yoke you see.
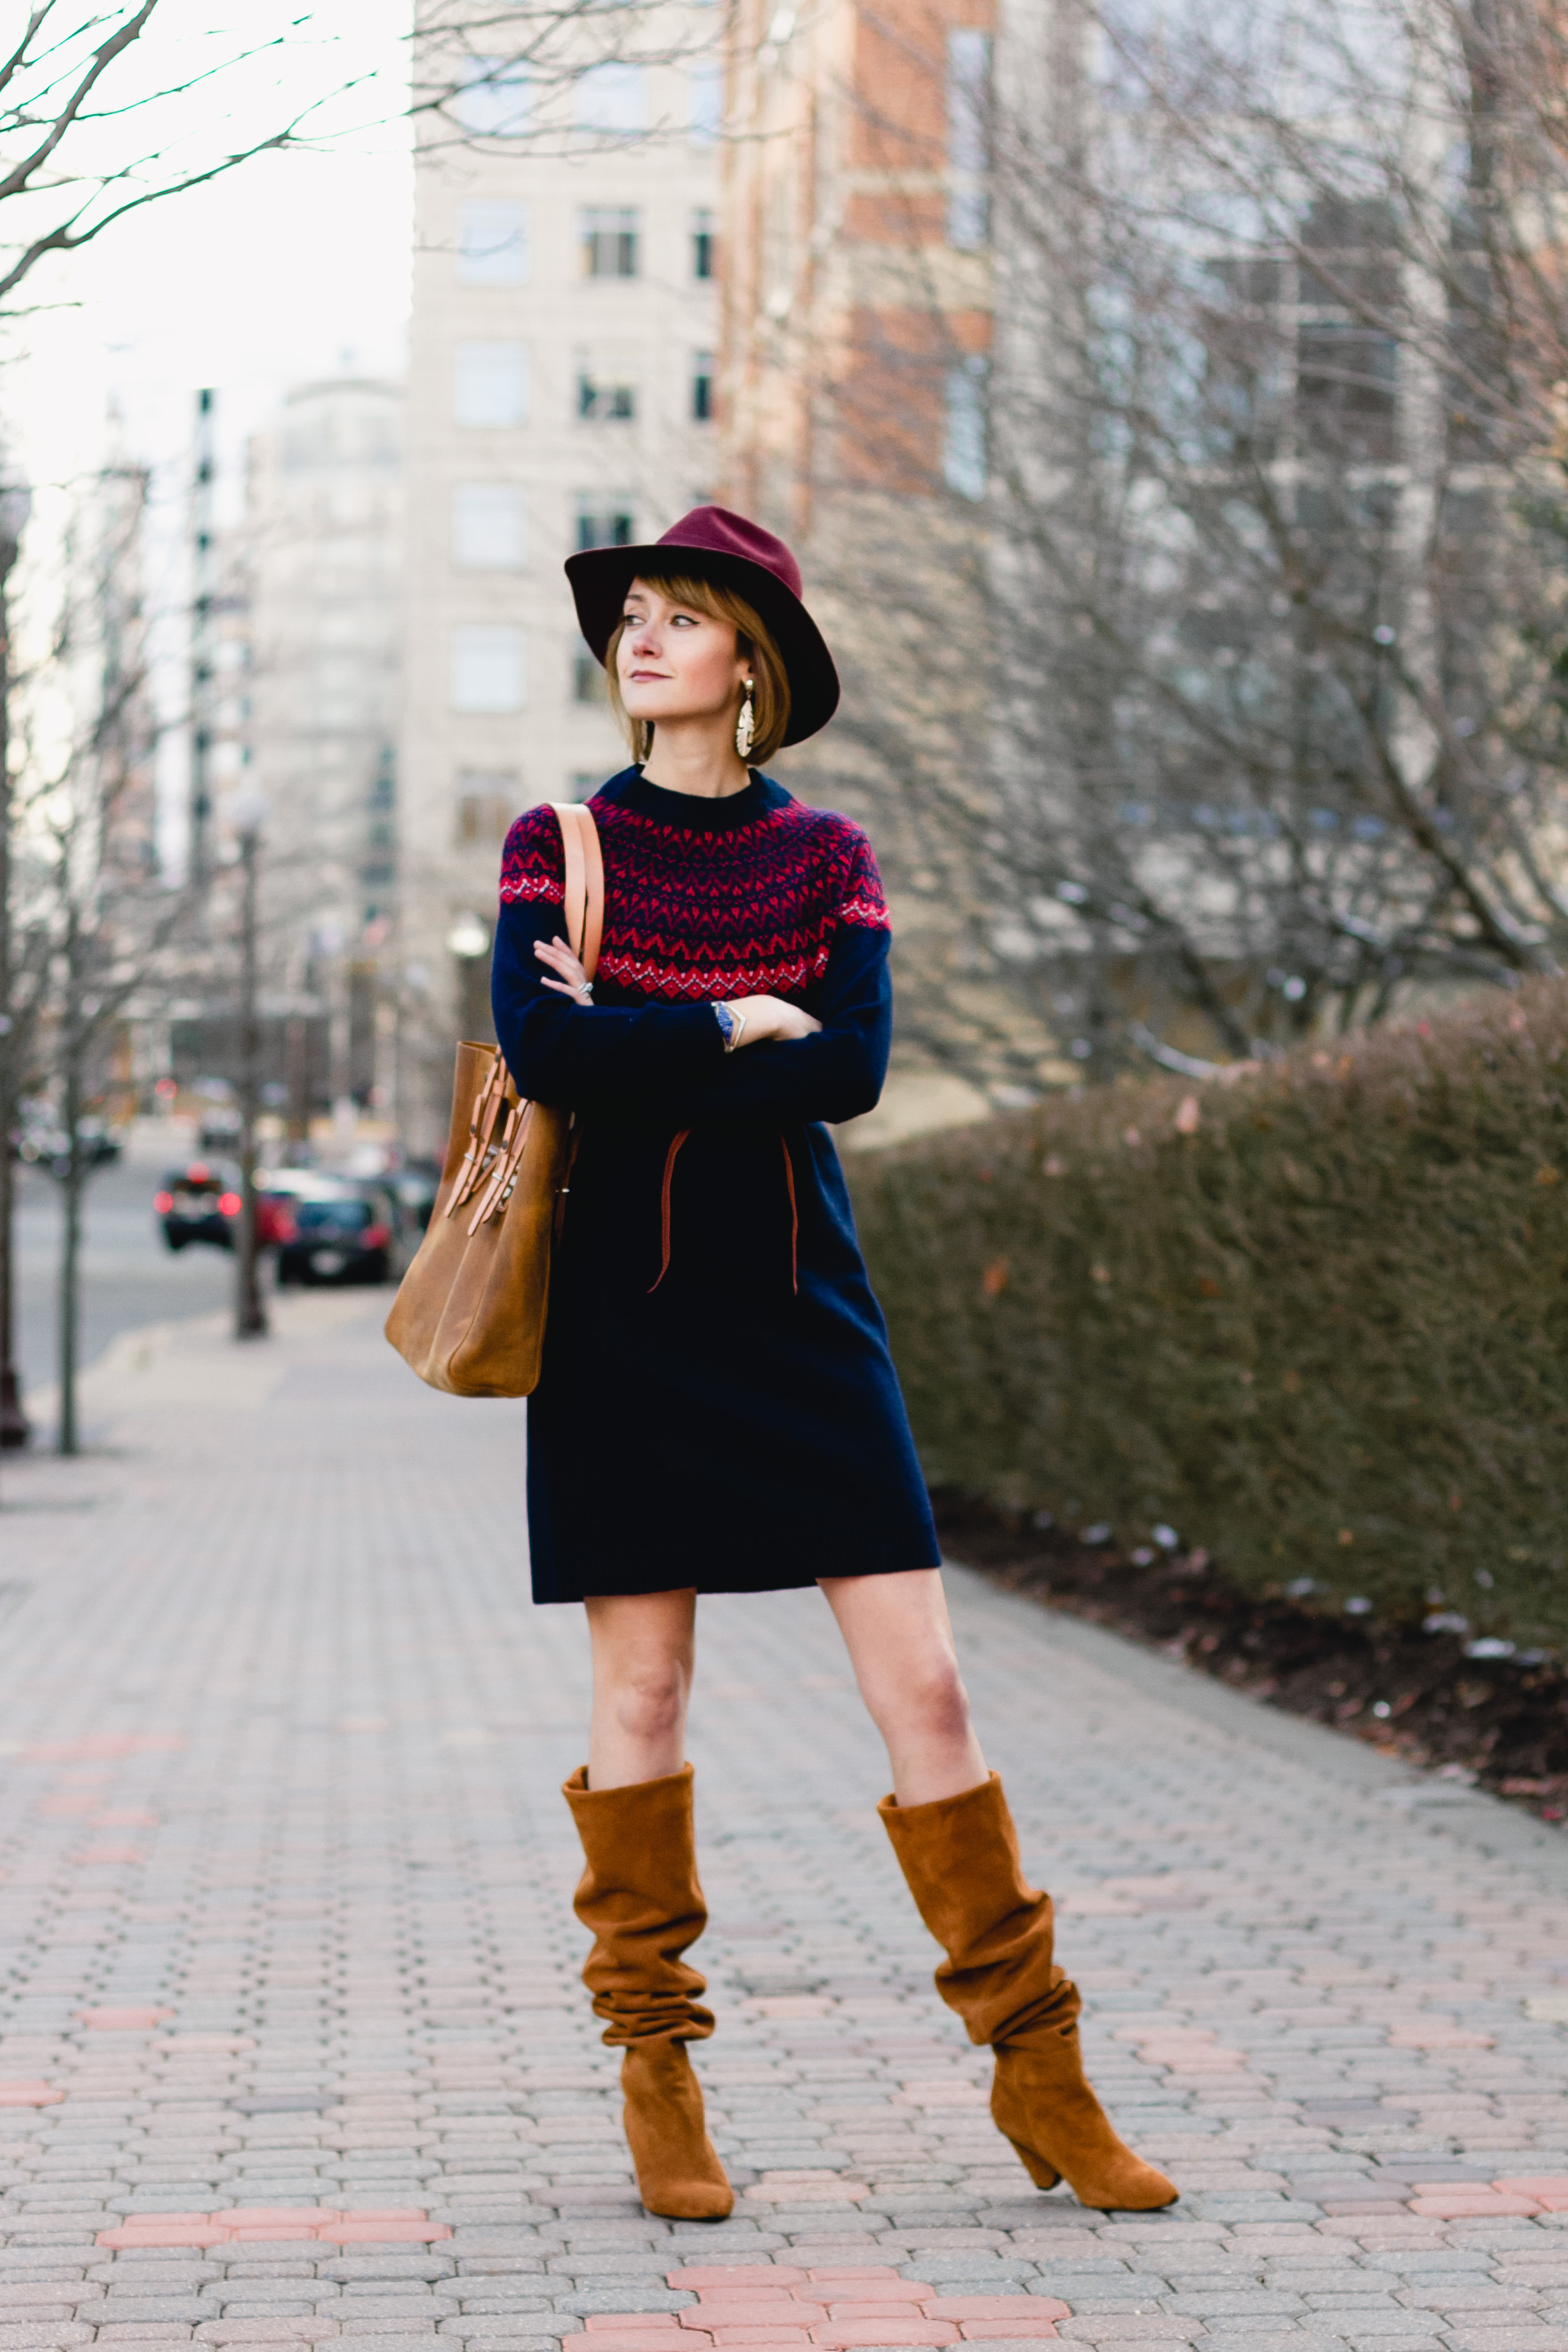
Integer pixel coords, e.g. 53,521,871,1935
498,786,890,1003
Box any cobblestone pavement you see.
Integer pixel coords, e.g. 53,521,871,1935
1,1293,1567,2351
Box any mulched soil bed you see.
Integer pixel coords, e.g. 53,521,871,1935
934,1491,1568,1826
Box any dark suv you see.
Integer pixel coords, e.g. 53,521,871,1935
274,1182,402,1286
156,1162,241,1251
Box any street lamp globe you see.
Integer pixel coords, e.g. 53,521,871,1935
230,786,268,836
0,482,31,549
446,911,490,961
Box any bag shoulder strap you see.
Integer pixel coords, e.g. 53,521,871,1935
548,799,604,982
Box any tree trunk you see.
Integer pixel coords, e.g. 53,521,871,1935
57,1057,83,1456
235,827,266,1340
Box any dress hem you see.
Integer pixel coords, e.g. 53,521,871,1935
533,1549,943,1605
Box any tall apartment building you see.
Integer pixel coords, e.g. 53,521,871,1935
400,8,722,1133
722,0,994,539
720,0,1024,1138
241,377,405,1114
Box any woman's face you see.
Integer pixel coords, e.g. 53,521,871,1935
616,579,749,729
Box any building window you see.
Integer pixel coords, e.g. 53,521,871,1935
692,208,715,280
576,498,635,550
944,357,987,500
454,341,527,427
577,367,636,422
454,774,520,846
574,650,608,704
451,625,526,713
453,484,527,570
691,352,714,423
688,60,723,145
947,30,991,250
575,61,648,135
457,200,528,285
456,55,532,138
581,207,639,279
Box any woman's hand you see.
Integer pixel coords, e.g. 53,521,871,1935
724,993,822,1045
535,936,592,1000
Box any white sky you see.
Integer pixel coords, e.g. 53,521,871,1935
2,3,415,867
7,1,414,518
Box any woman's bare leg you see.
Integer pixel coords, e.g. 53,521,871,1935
584,1588,698,1788
818,1569,988,1805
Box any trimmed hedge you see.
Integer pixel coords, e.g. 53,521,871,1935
850,983,1568,1650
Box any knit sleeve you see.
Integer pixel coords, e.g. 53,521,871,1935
838,827,891,931
659,922,892,1128
498,804,567,908
491,817,724,1112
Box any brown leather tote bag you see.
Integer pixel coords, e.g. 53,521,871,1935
384,801,603,1397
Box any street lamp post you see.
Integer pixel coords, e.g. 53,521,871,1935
232,794,268,1341
447,911,493,1050
0,474,33,1448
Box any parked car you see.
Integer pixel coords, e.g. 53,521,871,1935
198,1104,243,1151
155,1161,242,1251
13,1105,122,1175
256,1168,330,1249
273,1180,403,1286
389,1159,441,1233
182,1076,245,1152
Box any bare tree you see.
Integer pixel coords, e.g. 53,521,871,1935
0,4,375,312
15,463,204,1451
413,0,731,160
793,0,1568,1091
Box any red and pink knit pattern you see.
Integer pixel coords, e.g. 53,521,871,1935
562,2265,1071,2350
499,793,890,1005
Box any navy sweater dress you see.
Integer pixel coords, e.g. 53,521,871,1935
490,766,941,1602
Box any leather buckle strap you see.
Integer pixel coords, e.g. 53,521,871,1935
469,1098,535,1235
449,1055,510,1215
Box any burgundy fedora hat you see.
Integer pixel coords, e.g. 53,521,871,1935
565,504,840,747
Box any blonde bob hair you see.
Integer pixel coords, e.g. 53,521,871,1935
604,572,792,767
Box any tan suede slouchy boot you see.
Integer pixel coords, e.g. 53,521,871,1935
880,1773,1176,2211
563,1765,733,2220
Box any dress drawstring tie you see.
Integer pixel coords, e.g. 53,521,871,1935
648,1129,691,1293
780,1133,799,1293
649,1131,799,1295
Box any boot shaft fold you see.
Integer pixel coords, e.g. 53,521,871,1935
878,1771,1079,2048
563,1764,715,2046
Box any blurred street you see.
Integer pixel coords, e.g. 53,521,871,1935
0,1300,1565,2345
13,1151,235,1423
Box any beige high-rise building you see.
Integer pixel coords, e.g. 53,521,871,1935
400,10,723,1135
243,377,405,1114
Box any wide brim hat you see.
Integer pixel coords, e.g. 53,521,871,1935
565,504,840,747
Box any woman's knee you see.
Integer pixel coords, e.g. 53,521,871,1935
602,1655,690,1745
871,1650,973,1747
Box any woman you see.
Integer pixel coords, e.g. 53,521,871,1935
490,506,1176,2225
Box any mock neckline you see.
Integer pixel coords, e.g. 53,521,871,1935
602,767,788,832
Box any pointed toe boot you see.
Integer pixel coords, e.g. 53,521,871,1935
563,1765,734,2222
880,1773,1177,2212
621,2037,734,2219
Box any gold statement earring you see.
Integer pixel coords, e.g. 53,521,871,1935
735,679,755,760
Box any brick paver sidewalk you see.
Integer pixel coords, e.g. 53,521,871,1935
1,1293,1566,2349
